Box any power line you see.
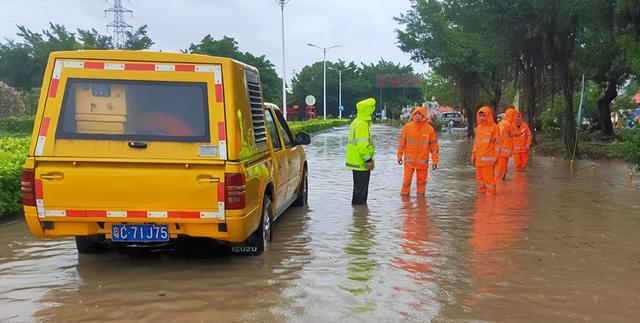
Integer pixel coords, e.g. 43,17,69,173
105,0,132,49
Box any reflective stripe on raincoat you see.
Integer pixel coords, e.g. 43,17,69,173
397,106,439,169
345,98,376,171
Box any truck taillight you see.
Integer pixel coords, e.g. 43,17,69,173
225,173,246,210
21,169,36,206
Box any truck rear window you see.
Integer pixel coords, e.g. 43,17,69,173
56,78,210,142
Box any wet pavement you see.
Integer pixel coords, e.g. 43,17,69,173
1,124,640,322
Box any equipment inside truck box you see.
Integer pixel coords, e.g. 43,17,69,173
74,83,127,134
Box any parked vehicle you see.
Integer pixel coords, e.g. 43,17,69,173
21,50,310,255
441,111,463,126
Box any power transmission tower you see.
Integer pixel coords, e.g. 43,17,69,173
105,0,133,49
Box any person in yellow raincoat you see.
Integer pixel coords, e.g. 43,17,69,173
396,106,439,197
345,98,376,205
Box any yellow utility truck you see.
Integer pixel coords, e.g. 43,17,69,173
21,51,310,255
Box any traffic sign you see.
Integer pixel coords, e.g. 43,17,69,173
305,95,316,106
338,105,344,112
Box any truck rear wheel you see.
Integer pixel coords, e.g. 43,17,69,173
293,168,308,207
232,197,272,256
75,235,111,254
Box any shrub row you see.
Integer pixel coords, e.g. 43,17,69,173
0,137,30,217
0,116,35,135
288,118,350,135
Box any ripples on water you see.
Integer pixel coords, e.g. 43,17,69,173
0,124,639,322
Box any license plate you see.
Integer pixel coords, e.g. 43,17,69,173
111,224,169,242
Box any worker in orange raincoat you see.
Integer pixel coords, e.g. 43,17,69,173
472,106,500,195
513,111,532,171
397,106,439,197
495,108,517,180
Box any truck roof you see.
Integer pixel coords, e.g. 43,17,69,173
48,50,256,71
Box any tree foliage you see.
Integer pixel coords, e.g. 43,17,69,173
290,59,422,118
187,35,282,104
396,0,640,157
0,24,153,90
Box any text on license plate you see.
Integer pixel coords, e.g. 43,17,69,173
111,224,169,242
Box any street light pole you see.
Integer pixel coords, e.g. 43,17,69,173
323,55,326,120
276,0,290,119
329,66,352,119
338,68,342,119
307,43,340,120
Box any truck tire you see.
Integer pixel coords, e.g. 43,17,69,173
293,167,308,207
233,197,273,256
75,235,111,254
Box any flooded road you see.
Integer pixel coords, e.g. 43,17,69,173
1,124,640,322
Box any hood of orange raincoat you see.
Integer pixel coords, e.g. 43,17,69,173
504,108,517,123
412,106,428,124
513,110,522,126
476,106,495,126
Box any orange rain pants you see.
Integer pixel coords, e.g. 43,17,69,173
402,167,428,196
495,156,509,180
513,153,529,171
476,165,496,194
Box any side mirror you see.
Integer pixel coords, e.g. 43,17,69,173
294,132,311,145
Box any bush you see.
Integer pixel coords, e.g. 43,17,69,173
611,127,640,165
0,137,30,216
19,88,41,115
0,81,27,119
288,119,350,135
0,115,35,134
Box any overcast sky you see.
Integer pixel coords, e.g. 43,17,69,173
0,0,428,81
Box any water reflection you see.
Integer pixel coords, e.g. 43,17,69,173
468,172,530,297
339,205,379,313
27,209,313,322
392,197,436,280
389,197,441,320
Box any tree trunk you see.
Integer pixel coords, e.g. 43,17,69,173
597,79,616,137
523,64,537,145
458,73,477,137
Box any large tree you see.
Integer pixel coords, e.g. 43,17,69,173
396,0,511,136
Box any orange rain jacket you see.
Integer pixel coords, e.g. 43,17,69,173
513,111,532,153
497,108,517,157
472,106,500,166
397,106,439,169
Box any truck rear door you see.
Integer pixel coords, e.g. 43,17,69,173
33,59,228,220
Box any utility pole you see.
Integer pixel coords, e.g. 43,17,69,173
276,0,291,119
105,0,133,49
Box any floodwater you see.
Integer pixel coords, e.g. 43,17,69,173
1,124,639,322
